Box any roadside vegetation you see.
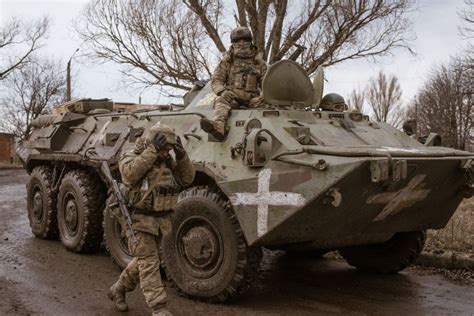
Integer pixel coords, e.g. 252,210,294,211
426,198,474,254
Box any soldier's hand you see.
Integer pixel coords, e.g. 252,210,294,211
153,133,168,151
249,95,264,108
174,136,186,160
221,89,236,100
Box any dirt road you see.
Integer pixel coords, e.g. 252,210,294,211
1,169,473,315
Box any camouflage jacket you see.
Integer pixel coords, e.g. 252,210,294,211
211,47,267,102
118,141,195,236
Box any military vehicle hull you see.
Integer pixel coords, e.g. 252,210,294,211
17,62,474,303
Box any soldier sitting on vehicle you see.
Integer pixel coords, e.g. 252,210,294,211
108,122,195,316
200,26,267,141
320,93,348,112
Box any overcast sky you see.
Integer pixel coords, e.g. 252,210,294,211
0,0,470,106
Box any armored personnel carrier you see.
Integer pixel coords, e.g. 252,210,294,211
17,61,474,302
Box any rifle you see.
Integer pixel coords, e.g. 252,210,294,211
100,161,138,245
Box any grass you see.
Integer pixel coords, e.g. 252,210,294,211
425,198,474,254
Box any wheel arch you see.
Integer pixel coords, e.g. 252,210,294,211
191,163,229,199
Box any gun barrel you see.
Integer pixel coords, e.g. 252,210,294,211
100,161,138,244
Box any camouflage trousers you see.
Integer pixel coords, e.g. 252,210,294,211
212,93,264,133
118,231,167,309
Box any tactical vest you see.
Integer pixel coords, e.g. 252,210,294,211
122,164,180,214
227,58,261,99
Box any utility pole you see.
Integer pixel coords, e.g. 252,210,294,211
414,96,418,138
66,48,80,101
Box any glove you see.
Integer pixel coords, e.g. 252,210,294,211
249,95,264,108
221,89,237,101
153,133,168,151
174,136,186,160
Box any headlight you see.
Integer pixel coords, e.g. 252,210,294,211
245,118,262,131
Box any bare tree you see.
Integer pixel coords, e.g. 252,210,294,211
75,0,217,91
0,17,49,80
459,0,474,39
366,71,404,128
459,0,474,59
0,57,66,140
347,87,366,112
408,55,473,150
75,0,415,92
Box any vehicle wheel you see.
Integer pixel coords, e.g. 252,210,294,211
103,198,133,269
26,166,58,239
339,231,426,274
57,169,105,253
162,186,262,303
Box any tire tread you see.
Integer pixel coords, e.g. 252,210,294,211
58,169,105,253
166,186,261,303
27,166,59,239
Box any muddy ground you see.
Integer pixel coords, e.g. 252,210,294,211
1,169,473,315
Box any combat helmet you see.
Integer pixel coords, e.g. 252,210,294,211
145,122,176,146
320,93,347,112
230,27,252,42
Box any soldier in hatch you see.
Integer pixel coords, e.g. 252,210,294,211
107,122,195,316
200,26,267,141
320,93,348,112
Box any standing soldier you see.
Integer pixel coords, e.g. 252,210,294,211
107,122,195,316
200,26,267,141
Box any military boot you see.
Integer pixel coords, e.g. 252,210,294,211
107,281,128,312
200,118,225,141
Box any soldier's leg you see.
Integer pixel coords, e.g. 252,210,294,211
200,95,233,141
212,95,232,133
118,257,140,291
108,235,142,312
108,259,136,312
135,233,168,311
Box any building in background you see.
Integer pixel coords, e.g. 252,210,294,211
0,132,15,164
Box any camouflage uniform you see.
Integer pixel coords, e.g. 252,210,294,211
212,49,267,113
201,27,267,140
109,124,194,315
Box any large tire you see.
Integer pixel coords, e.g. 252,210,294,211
103,201,133,269
340,231,426,274
162,186,262,303
57,169,105,253
26,166,58,239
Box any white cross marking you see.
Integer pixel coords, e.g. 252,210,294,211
229,169,306,237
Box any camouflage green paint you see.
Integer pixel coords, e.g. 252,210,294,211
18,61,474,249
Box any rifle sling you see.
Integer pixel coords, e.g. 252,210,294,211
136,164,165,209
